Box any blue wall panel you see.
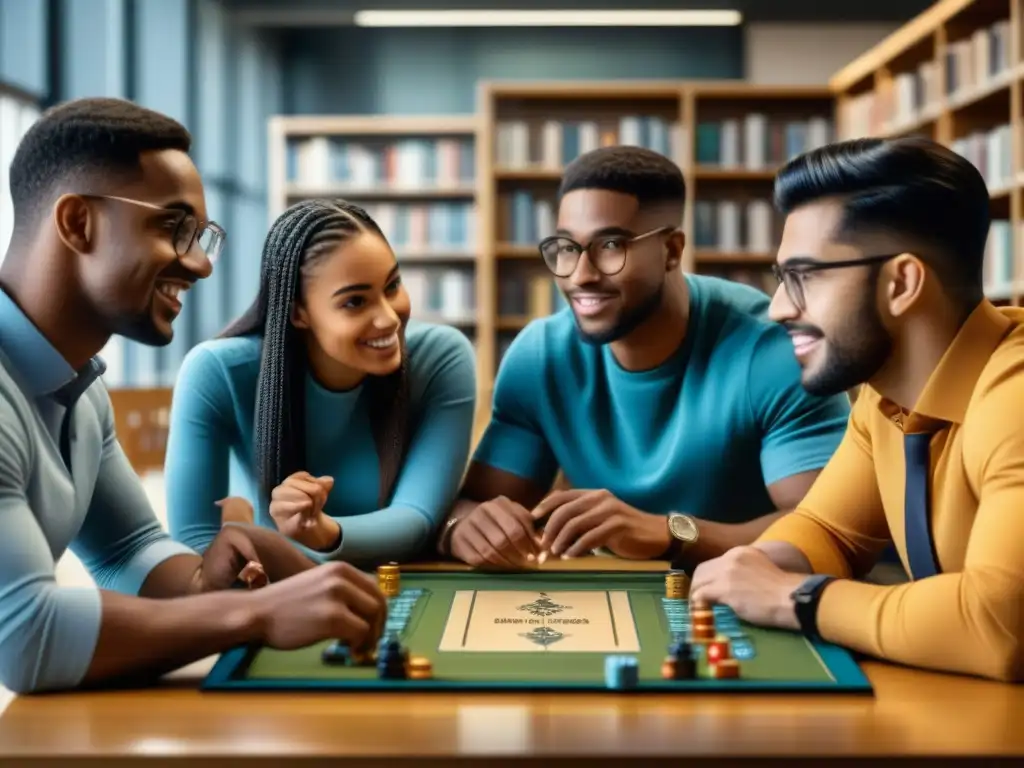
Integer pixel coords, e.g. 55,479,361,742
0,0,48,99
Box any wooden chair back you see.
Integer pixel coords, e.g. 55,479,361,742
108,387,173,474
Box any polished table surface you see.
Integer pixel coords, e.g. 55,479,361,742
1,561,1021,766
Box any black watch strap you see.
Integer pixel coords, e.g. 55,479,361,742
791,574,835,640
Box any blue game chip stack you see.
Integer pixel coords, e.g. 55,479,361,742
604,655,639,689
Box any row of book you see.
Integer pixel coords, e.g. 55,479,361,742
498,271,567,319
286,136,475,190
357,202,478,255
952,123,1013,192
499,191,556,246
494,116,688,169
693,199,775,254
694,116,832,169
840,19,1012,137
985,219,1015,297
401,266,476,325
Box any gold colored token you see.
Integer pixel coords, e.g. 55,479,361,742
665,571,689,599
377,562,401,598
407,655,433,680
711,658,741,679
660,656,677,680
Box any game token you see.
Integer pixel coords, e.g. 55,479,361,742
706,636,731,664
378,562,401,598
604,655,639,690
711,658,741,679
407,656,433,680
665,570,689,599
377,636,409,679
660,656,677,680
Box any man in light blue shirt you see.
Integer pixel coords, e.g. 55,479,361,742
0,98,386,694
439,146,850,569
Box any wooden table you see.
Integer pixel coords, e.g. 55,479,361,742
1,560,1022,765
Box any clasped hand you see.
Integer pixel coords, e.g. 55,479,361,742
269,471,341,551
450,489,670,568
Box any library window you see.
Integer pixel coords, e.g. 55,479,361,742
0,92,40,264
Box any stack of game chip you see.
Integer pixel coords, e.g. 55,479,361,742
377,562,401,598
665,569,689,600
661,639,696,680
688,599,716,643
604,655,639,689
377,634,409,679
407,656,433,680
711,605,756,660
383,587,424,637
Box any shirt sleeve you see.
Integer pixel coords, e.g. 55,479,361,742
748,327,851,486
163,345,236,554
311,327,479,564
755,395,891,578
71,384,196,595
0,396,101,694
470,322,559,488
807,374,1024,682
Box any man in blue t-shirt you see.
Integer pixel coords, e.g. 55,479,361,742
437,145,851,570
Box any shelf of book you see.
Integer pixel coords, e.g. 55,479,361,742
831,0,1024,305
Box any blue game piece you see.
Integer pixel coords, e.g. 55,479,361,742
604,655,639,689
321,640,351,665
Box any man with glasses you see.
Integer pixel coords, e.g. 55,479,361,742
438,145,850,568
689,136,1024,681
0,98,386,694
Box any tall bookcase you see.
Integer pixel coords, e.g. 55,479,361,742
831,0,1024,304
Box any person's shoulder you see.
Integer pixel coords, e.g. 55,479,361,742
178,334,262,386
687,274,785,359
967,309,1024,420
502,308,580,365
404,319,475,365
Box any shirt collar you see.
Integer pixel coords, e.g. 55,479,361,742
878,299,1018,426
0,288,106,400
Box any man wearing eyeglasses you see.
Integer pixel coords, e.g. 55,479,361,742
0,98,386,694
438,145,851,568
689,136,1024,681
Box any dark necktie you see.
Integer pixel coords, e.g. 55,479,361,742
904,431,939,579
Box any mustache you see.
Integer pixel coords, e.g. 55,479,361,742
782,322,824,337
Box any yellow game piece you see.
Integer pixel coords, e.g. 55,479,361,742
378,562,400,598
407,655,433,680
665,570,689,599
660,656,677,680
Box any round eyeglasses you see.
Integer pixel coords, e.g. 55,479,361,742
538,226,675,278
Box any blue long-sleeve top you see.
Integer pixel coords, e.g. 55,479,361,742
165,320,476,564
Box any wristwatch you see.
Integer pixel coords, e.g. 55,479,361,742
790,574,835,640
664,512,700,565
437,516,462,557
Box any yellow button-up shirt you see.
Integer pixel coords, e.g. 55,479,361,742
757,300,1024,681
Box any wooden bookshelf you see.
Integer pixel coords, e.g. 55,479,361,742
267,114,494,439
266,84,836,433
830,0,1023,304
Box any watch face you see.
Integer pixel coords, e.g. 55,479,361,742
669,514,698,542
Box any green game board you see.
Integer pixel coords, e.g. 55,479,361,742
202,571,872,693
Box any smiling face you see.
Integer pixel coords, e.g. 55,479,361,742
70,148,214,346
291,229,410,389
769,198,895,396
552,188,681,344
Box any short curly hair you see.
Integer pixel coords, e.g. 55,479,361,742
9,97,192,235
558,145,685,214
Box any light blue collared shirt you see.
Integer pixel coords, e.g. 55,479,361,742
0,288,194,693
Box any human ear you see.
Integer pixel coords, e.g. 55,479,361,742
665,229,685,271
886,253,926,317
290,301,311,329
52,194,94,255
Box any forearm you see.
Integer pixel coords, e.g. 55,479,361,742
225,523,317,581
304,507,434,565
81,589,262,689
816,574,1023,682
680,511,789,568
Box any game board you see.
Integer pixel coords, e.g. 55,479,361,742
203,569,872,693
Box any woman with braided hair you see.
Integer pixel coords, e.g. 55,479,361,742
163,199,477,565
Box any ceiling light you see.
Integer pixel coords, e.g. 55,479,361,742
353,10,743,27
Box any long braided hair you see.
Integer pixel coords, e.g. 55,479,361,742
220,199,410,508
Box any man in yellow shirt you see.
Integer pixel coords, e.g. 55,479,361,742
689,135,1024,682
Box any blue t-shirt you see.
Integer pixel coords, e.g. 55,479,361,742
473,275,850,523
164,320,477,563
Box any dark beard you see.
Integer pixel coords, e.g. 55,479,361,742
802,292,891,396
575,282,665,345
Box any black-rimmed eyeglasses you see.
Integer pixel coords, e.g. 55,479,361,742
772,253,901,311
84,194,226,263
538,226,675,277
